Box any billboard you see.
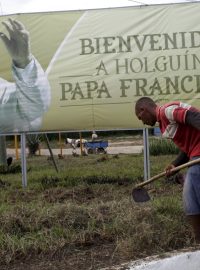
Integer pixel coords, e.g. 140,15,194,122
0,2,200,133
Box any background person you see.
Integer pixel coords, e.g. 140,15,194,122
135,96,200,243
0,18,50,132
91,130,98,141
65,137,88,156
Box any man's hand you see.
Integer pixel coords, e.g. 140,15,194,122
165,163,176,177
0,18,32,68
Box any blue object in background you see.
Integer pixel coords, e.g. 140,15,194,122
154,127,161,136
85,141,108,149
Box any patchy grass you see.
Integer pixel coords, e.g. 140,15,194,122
0,153,195,269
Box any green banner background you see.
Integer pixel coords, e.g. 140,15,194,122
1,3,200,132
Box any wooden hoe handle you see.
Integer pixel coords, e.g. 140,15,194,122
135,158,200,189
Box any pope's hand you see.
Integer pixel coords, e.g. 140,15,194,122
0,18,32,68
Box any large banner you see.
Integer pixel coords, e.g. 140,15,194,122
0,2,200,133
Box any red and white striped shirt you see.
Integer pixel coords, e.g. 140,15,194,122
156,101,200,158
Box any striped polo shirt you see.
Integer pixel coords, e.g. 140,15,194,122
156,101,200,158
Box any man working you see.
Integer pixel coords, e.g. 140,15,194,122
0,18,50,132
135,96,200,243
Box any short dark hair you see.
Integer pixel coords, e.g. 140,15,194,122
135,97,156,110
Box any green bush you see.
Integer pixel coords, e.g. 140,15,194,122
149,138,179,155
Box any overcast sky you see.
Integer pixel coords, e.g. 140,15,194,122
0,0,199,15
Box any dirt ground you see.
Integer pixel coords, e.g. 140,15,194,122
1,244,124,270
0,137,173,270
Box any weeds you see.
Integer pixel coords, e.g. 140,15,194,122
0,154,194,268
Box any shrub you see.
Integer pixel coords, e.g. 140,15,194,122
149,138,179,155
26,134,41,156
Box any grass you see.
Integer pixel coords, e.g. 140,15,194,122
0,153,195,269
149,138,179,155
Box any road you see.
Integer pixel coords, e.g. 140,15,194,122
6,145,143,158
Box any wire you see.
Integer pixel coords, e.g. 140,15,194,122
0,1,3,15
129,0,200,4
128,0,148,5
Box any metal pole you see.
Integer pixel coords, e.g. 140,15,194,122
59,132,63,156
79,132,83,155
14,135,19,160
143,128,150,181
21,133,27,188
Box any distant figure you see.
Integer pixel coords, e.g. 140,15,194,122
65,137,87,155
65,138,76,149
7,157,13,167
92,131,98,141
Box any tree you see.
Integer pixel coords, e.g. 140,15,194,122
0,136,7,172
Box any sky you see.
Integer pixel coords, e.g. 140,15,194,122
0,0,200,15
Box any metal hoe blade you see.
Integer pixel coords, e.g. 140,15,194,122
132,188,151,203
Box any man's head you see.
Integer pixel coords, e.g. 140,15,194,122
135,97,157,126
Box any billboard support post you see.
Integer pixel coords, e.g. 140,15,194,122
59,132,63,156
14,135,19,160
44,134,59,172
21,133,27,188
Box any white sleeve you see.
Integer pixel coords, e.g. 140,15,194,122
12,56,51,123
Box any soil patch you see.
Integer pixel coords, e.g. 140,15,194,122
1,244,124,270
